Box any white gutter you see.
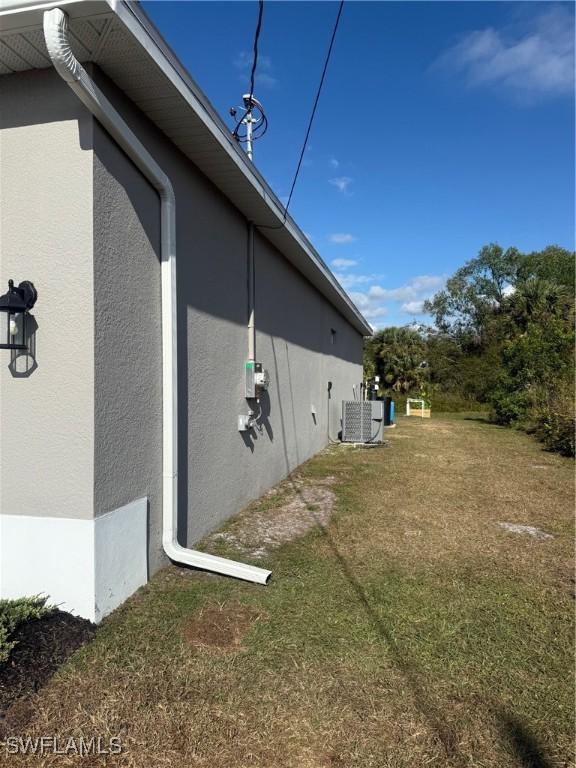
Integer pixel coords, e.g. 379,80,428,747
43,7,271,585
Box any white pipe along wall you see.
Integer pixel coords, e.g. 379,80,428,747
247,222,255,362
43,7,271,586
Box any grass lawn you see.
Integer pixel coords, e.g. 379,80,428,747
3,415,574,767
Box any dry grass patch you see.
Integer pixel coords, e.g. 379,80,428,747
321,416,573,591
182,602,267,653
1,415,573,768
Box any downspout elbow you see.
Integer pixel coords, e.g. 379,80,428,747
163,538,271,585
43,8,83,83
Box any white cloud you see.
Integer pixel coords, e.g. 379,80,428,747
234,51,278,88
401,300,426,315
329,157,339,168
331,258,358,270
435,8,574,101
329,233,356,244
363,306,389,321
335,272,385,290
329,176,353,194
368,274,445,302
349,292,387,320
343,274,446,327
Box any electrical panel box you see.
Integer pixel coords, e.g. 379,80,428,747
341,401,384,443
245,361,269,398
245,361,257,399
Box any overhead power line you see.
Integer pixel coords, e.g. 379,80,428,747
231,0,267,159
248,0,264,105
258,0,345,231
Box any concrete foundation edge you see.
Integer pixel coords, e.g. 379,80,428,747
0,497,148,622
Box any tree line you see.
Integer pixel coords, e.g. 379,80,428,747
364,244,575,456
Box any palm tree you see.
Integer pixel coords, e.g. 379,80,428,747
507,278,572,332
368,326,428,392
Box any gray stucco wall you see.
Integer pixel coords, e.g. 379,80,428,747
92,120,163,572
0,69,95,520
89,66,363,569
1,66,364,576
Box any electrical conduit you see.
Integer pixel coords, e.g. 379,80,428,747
247,222,255,362
43,7,271,585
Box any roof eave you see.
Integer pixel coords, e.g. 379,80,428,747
0,0,373,336
111,1,372,336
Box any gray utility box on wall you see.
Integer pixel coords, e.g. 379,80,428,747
341,401,384,443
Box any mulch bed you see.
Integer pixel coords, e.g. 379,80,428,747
0,610,96,735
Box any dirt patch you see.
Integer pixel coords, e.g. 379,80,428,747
0,610,96,735
497,522,554,540
208,478,337,558
182,602,267,652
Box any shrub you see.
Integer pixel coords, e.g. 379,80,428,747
535,412,575,457
0,596,52,664
490,388,531,425
386,391,487,415
426,392,487,413
531,385,575,457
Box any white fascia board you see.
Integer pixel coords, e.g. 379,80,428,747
0,0,79,12
0,0,110,32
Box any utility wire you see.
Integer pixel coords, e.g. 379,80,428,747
248,0,264,108
258,0,345,231
232,0,265,143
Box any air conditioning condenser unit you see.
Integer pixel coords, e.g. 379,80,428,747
341,401,384,443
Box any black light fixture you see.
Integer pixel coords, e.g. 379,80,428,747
0,280,38,351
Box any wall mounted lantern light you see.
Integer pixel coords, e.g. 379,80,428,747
0,280,38,351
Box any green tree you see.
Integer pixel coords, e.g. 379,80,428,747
505,277,572,334
517,245,575,289
367,243,575,455
365,326,428,392
423,243,520,340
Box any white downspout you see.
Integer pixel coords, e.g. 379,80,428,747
247,222,255,362
43,8,271,585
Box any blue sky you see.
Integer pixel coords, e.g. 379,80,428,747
142,1,575,328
